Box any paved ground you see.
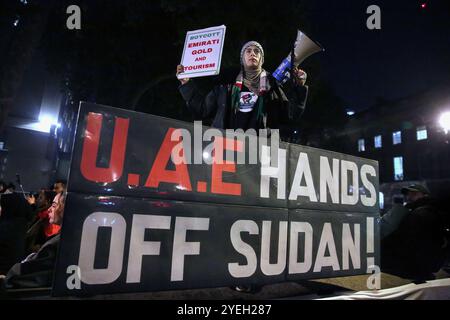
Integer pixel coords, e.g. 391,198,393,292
3,269,449,300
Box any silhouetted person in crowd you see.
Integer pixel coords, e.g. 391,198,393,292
0,181,33,274
53,179,67,194
381,184,448,281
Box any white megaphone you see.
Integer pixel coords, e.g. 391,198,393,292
272,30,324,84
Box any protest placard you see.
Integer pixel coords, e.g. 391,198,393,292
178,25,226,79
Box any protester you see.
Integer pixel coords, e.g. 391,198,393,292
2,192,65,289
177,42,308,292
25,190,58,253
177,41,308,132
0,181,33,274
53,179,67,194
381,184,448,280
379,202,409,240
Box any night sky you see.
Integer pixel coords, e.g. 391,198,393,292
307,0,450,110
3,0,450,117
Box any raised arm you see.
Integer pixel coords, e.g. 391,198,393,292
176,65,219,119
278,67,309,121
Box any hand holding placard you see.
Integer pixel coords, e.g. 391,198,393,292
178,25,226,79
176,65,189,85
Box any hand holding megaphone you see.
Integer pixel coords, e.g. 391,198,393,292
273,30,324,85
292,67,307,86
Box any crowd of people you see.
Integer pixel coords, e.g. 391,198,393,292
0,180,66,291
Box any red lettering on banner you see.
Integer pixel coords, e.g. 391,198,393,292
197,181,207,193
80,113,129,183
145,128,192,191
127,174,140,186
211,137,243,196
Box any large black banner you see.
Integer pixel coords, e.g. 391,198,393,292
53,102,379,296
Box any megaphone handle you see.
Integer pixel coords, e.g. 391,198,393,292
290,47,295,76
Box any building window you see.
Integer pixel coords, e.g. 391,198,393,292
0,142,4,150
374,135,382,148
393,156,404,181
358,139,365,152
392,131,402,145
416,126,427,140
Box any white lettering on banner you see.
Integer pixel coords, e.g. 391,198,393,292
75,213,369,285
77,213,209,285
167,120,378,208
229,220,365,277
288,222,313,274
78,212,126,284
360,164,377,206
126,215,171,283
320,156,340,204
261,221,288,276
260,145,287,200
342,223,361,270
259,153,377,207
289,152,318,201
171,217,210,281
366,217,375,254
313,223,340,272
341,160,359,205
228,220,259,278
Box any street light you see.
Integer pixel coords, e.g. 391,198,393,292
37,114,60,133
438,111,450,134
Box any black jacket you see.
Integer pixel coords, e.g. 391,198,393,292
381,197,447,280
179,76,308,130
0,192,33,274
5,234,60,288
